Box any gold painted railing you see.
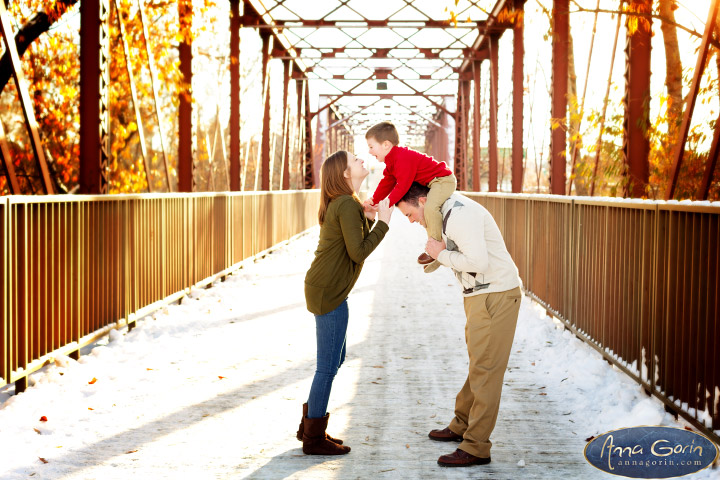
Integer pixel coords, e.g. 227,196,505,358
0,191,319,392
465,193,720,442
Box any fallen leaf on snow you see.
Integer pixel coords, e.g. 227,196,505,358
39,416,48,422
126,450,138,454
38,458,48,464
88,378,97,385
218,376,225,379
405,444,410,449
33,428,42,434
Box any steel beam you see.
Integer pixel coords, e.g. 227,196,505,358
240,19,481,29
459,0,514,73
178,0,195,192
511,0,524,193
472,61,482,192
0,119,19,193
0,1,55,193
488,35,499,192
549,0,568,195
454,80,469,190
623,0,652,198
302,80,314,188
260,32,271,191
698,110,720,200
314,96,328,186
230,0,241,191
281,59,291,190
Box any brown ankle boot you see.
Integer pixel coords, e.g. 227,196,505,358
296,403,343,444
302,414,351,455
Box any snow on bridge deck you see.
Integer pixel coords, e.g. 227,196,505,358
0,215,715,480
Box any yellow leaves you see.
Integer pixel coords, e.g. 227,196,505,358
550,117,566,131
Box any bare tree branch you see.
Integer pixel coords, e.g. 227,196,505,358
0,0,79,93
569,0,720,50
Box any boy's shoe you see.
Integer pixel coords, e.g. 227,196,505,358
417,252,434,264
423,261,441,274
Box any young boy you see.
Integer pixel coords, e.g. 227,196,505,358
363,121,456,273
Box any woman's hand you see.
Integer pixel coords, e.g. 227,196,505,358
377,198,394,224
363,201,378,220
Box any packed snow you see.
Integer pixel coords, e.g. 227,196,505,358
0,213,717,479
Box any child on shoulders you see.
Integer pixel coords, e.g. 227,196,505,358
362,121,457,273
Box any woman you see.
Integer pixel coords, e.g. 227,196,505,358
297,150,393,455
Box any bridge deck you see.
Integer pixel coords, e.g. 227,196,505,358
0,216,713,480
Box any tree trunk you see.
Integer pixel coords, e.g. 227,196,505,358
0,1,79,93
659,0,683,132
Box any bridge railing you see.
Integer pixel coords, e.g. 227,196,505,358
465,193,720,442
0,191,319,392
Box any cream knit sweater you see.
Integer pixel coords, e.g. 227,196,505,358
436,193,522,297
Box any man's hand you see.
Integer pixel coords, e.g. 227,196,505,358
362,198,375,209
425,238,446,259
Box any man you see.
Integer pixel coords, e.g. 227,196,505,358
396,182,522,467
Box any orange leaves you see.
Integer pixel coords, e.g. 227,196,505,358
624,1,653,35
39,416,48,422
88,377,97,385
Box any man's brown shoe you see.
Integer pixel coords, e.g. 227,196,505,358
437,448,491,467
428,427,463,442
417,252,434,265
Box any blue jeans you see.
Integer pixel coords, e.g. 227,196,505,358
307,299,348,419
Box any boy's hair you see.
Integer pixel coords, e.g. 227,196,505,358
398,182,430,207
365,121,399,145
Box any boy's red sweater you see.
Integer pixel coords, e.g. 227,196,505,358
371,145,452,206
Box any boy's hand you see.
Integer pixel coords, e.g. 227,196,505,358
425,238,446,259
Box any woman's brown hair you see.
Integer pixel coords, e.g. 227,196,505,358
318,151,358,225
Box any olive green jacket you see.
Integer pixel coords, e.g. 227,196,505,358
305,195,389,315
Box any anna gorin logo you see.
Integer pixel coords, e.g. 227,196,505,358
584,426,718,478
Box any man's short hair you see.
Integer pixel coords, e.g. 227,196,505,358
365,121,399,145
398,182,430,207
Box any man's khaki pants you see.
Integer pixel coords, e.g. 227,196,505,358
424,174,457,241
448,286,522,458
